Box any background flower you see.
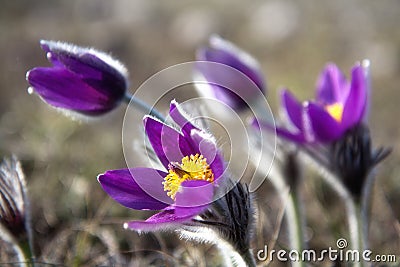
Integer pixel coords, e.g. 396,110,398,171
195,35,266,110
275,62,367,144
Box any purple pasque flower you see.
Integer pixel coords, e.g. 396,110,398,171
196,35,266,110
274,62,367,144
98,100,225,232
26,40,128,116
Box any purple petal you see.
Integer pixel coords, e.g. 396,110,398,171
275,127,307,143
199,36,265,92
169,100,198,135
195,36,265,110
281,89,303,130
306,102,344,142
189,129,225,180
195,59,250,109
316,63,349,105
199,79,249,110
174,180,213,217
27,67,120,115
97,168,171,210
124,208,193,232
144,117,196,168
341,64,367,129
40,40,127,101
253,118,306,143
168,102,225,179
39,41,62,66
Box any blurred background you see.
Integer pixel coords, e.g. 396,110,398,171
0,0,399,266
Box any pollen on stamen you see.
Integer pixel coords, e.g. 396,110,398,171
325,103,344,122
163,154,214,200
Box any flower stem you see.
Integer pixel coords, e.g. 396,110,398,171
218,246,256,267
284,153,306,267
266,158,306,267
344,196,363,267
123,92,165,121
299,150,371,267
241,249,257,267
19,239,35,267
286,190,306,267
360,170,374,252
0,224,34,266
309,163,363,267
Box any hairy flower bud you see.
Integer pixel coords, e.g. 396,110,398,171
330,125,391,200
26,40,128,116
0,157,31,241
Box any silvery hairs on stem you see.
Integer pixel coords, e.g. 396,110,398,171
179,179,257,266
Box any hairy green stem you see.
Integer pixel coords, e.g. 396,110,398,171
344,197,363,267
241,249,257,267
360,170,375,252
286,190,306,267
20,239,34,267
314,168,363,267
266,161,306,267
123,92,165,121
0,224,34,266
216,242,256,267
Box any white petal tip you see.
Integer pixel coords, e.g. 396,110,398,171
362,59,370,68
25,70,31,80
27,87,34,95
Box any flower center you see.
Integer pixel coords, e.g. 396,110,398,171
325,103,344,122
163,154,214,200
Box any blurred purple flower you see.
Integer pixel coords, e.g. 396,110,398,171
98,100,225,232
196,35,266,110
26,40,128,116
267,63,367,144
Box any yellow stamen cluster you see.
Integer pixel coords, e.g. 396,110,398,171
163,154,214,200
325,102,344,122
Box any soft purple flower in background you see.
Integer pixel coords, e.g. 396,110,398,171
195,35,266,110
98,100,226,232
269,63,367,144
26,40,128,116
252,61,390,201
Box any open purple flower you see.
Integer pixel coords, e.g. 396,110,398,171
26,40,128,116
98,100,225,232
272,63,367,144
196,35,266,110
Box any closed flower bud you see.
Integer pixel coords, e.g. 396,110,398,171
330,125,391,200
0,157,30,241
26,40,128,116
